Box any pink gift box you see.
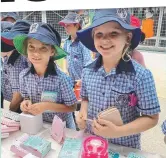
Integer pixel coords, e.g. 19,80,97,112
51,115,66,144
1,124,19,133
1,117,20,127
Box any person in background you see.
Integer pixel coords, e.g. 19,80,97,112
1,20,30,112
1,21,14,108
1,12,19,23
58,12,92,87
130,14,146,67
59,12,93,126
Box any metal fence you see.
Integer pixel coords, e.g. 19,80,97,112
2,7,166,52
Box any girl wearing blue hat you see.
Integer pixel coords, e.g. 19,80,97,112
1,20,30,112
59,12,92,86
76,8,160,149
13,23,77,129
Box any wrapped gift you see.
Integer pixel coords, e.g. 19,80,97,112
20,113,43,135
51,115,66,144
21,135,51,158
58,138,82,158
1,117,20,127
1,124,19,133
10,134,30,157
81,136,109,158
128,152,145,158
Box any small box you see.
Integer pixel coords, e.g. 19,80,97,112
51,115,66,144
81,136,109,158
10,134,30,157
58,138,82,158
21,136,51,158
20,113,43,135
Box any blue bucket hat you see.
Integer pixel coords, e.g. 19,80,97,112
1,21,13,32
77,9,141,52
1,20,31,40
59,12,83,28
13,23,67,60
1,12,19,21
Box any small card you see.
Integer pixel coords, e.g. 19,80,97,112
22,136,51,158
58,138,82,158
41,91,58,102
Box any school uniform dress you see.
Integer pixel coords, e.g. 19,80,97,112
63,37,92,82
19,63,77,129
2,50,28,102
162,120,166,135
81,55,160,149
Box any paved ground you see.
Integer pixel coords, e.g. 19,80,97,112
140,51,166,157
3,50,166,157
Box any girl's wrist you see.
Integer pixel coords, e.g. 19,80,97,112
24,97,30,100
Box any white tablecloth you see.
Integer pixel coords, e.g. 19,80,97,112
1,123,165,158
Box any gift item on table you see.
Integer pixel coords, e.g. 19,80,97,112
1,108,20,122
108,149,120,158
20,113,43,135
81,136,109,158
85,106,123,127
1,117,20,127
127,152,146,158
23,153,39,158
1,132,9,139
10,134,30,157
58,138,82,158
98,106,123,126
51,115,66,144
1,124,20,133
11,141,30,157
1,116,20,138
21,135,51,158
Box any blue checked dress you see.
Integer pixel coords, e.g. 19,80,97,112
19,65,77,129
63,37,92,82
2,50,28,102
81,56,160,149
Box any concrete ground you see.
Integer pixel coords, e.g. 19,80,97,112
140,51,166,157
3,50,166,157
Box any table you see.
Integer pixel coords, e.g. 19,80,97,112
1,123,165,158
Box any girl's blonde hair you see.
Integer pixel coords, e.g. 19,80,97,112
122,44,132,62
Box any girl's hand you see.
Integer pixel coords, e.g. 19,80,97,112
28,103,46,115
20,100,32,112
75,80,81,87
76,110,87,130
92,118,121,138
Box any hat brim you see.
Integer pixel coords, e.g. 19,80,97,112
13,35,67,60
77,17,141,52
1,31,26,40
1,37,14,46
1,16,16,21
59,20,80,27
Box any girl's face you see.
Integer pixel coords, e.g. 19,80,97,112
27,38,54,66
93,21,132,58
3,17,16,23
64,23,79,36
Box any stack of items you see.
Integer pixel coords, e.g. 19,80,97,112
10,134,51,158
1,109,20,138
